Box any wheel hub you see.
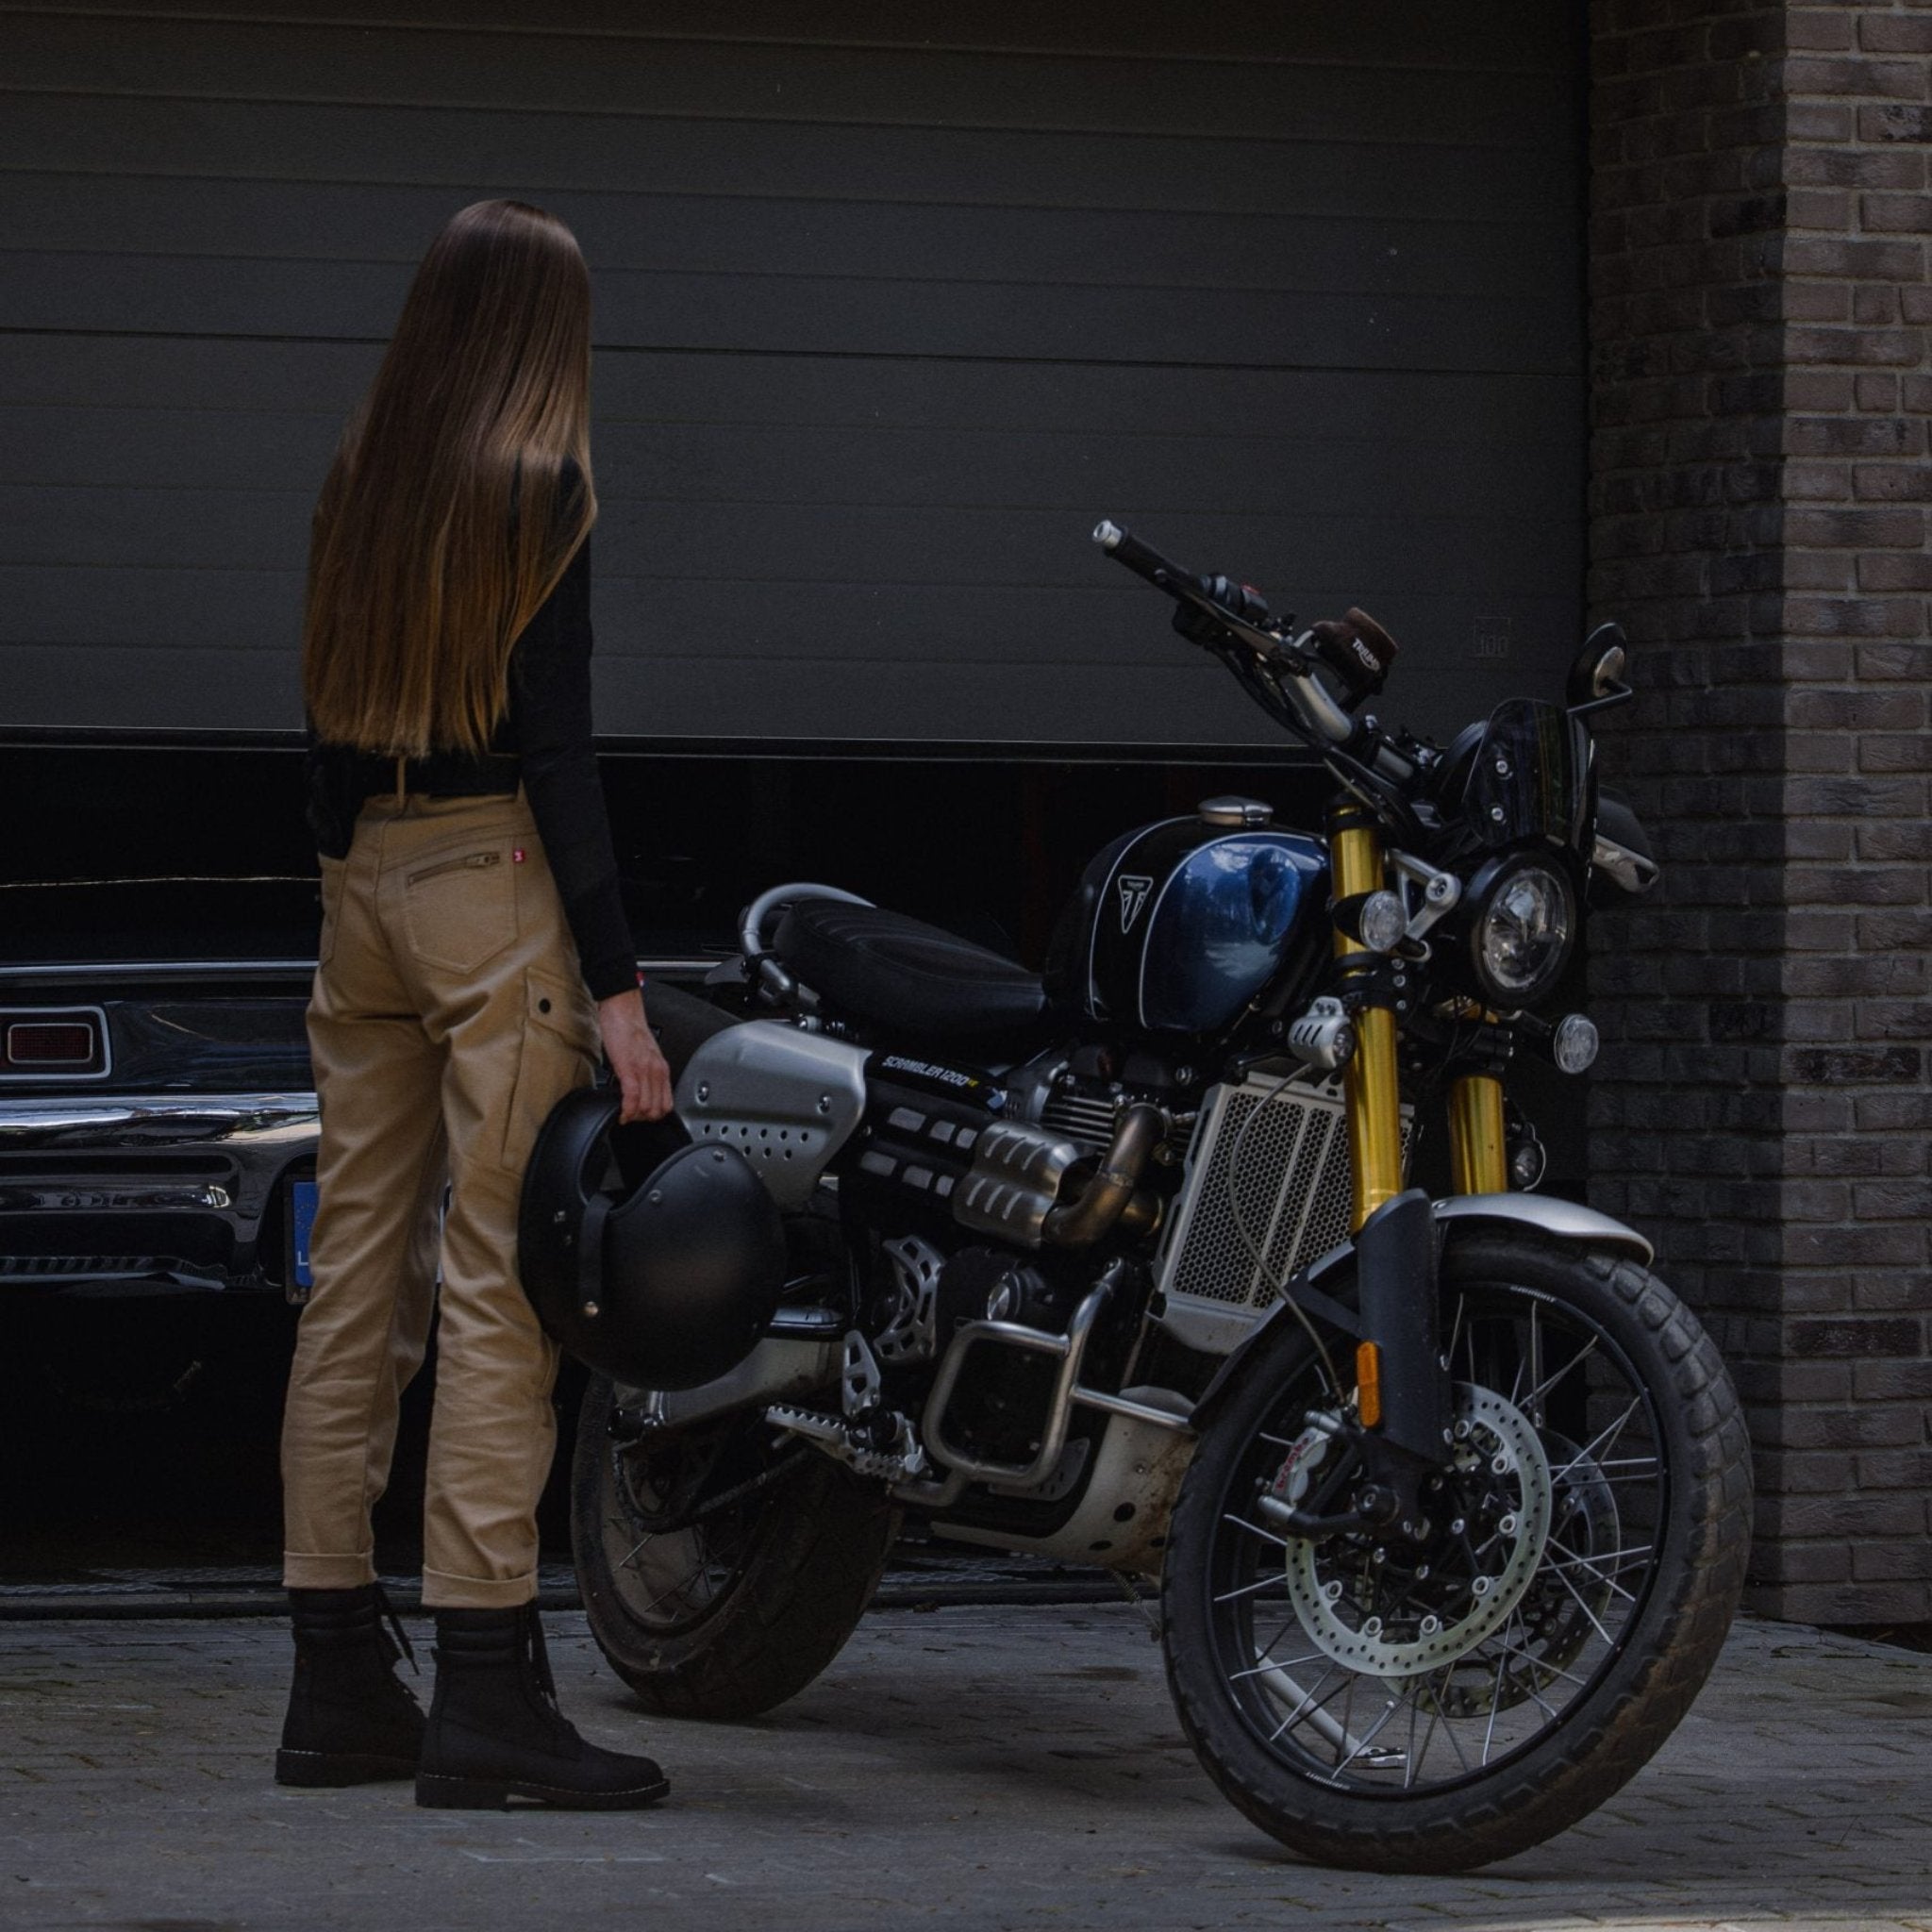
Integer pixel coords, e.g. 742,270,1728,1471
1280,1381,1553,1679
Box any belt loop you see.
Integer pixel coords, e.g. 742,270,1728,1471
394,753,405,808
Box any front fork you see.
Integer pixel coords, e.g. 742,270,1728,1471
1448,1070,1508,1195
1329,806,1506,1474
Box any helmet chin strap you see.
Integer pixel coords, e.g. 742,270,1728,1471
575,1189,614,1322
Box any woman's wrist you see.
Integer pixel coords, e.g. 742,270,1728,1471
590,963,646,1006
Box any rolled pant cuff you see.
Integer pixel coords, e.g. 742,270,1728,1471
421,1565,540,1610
282,1549,377,1591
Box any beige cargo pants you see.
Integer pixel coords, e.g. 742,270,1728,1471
281,782,605,1607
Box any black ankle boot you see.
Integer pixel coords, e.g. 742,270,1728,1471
276,1583,425,1786
415,1603,669,1810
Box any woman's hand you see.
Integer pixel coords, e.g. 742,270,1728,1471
596,986,675,1124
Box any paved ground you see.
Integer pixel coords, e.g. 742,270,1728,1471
1,1604,1927,1932
0,1552,1120,1619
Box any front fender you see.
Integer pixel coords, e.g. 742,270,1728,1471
1189,1193,1655,1428
1430,1191,1653,1265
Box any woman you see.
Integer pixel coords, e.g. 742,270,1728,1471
278,199,675,1810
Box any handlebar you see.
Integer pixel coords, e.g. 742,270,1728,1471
1092,518,1188,591
1093,519,1357,748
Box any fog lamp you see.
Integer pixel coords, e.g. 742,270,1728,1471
1552,1013,1600,1075
1358,890,1407,954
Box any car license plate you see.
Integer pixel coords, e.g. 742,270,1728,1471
292,1178,320,1289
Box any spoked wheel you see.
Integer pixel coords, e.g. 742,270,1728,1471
1162,1234,1752,1872
572,1374,900,1720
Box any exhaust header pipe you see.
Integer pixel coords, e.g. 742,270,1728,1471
1044,1103,1166,1247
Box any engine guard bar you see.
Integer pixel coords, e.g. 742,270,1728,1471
920,1257,1190,1490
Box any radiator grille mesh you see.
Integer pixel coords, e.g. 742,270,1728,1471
1158,1075,1409,1318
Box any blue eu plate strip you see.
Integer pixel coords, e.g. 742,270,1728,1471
292,1179,320,1289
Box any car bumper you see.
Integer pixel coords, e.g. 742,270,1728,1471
0,1091,319,1296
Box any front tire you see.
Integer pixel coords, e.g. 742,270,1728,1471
572,1374,901,1720
1161,1234,1752,1873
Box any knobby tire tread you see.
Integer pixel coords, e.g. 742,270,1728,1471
1160,1236,1753,1873
572,1375,900,1722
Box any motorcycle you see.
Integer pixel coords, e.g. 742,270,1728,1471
567,522,1753,1872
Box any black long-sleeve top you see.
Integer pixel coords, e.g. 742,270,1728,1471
302,476,639,1001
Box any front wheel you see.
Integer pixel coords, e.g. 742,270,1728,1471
1161,1234,1752,1873
572,1374,901,1720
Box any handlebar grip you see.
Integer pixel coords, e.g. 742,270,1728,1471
1092,517,1360,751
1092,519,1193,591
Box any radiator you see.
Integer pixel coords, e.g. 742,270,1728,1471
1155,1073,1409,1352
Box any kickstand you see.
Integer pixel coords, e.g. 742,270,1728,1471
1112,1569,1162,1643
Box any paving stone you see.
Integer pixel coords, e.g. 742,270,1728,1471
0,1607,1926,1929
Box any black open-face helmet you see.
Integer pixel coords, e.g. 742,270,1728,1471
518,1085,786,1391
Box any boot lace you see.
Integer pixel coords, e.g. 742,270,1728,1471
372,1578,420,1675
519,1605,580,1749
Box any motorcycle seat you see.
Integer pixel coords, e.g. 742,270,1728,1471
771,897,1051,1044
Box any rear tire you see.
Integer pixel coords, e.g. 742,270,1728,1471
1161,1234,1752,1872
572,1374,900,1720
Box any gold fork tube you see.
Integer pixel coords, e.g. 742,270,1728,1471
1330,813,1405,1231
1448,1073,1508,1195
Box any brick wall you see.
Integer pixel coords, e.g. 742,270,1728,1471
1777,7,1931,1622
1587,0,1930,1624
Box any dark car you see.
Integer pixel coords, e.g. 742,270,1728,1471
0,737,726,1313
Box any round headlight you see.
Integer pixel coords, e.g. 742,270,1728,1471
1469,858,1574,1006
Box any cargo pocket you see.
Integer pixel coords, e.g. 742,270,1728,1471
317,855,346,969
402,839,518,974
498,965,602,1176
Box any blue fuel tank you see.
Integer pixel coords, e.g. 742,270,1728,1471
1046,812,1328,1035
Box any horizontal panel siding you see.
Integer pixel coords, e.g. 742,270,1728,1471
0,2,1585,744
8,1,1575,72
1,99,1574,223
0,15,1574,144
0,340,1579,441
3,175,1579,296
2,254,1577,371
0,406,1572,510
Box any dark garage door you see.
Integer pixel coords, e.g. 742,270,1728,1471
0,2,1585,749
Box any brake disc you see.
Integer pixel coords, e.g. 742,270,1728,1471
1281,1381,1553,1680
1439,1426,1624,1715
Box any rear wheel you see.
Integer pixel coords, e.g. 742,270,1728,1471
1161,1234,1752,1872
572,1374,900,1719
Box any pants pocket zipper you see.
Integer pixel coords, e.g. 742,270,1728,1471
407,850,503,886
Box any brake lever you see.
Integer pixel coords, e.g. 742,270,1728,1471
1169,575,1311,675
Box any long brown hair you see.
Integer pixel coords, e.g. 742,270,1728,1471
301,199,596,757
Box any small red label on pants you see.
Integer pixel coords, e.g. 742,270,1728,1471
512,847,525,863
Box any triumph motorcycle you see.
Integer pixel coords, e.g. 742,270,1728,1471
567,522,1753,1873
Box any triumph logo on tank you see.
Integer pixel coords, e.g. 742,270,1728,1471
1117,874,1155,932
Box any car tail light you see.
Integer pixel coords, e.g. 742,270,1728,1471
2,1009,109,1076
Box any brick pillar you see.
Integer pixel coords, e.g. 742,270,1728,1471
1776,9,1931,1623
1587,1,1930,1624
